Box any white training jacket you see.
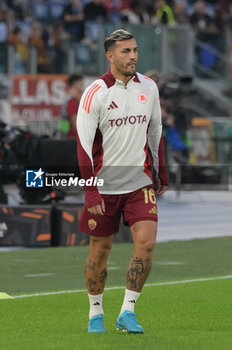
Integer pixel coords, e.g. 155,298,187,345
76,71,167,207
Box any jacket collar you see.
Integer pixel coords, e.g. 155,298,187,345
100,71,140,88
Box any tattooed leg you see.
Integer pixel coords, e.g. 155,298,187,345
127,220,157,292
85,261,108,294
126,256,152,292
85,235,113,295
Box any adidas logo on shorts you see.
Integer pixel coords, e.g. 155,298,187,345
149,206,157,214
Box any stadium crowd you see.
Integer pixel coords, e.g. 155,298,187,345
0,0,232,73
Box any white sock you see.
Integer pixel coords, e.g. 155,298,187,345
120,289,141,314
88,293,104,319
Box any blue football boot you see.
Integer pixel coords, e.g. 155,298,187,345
88,314,106,333
116,310,144,334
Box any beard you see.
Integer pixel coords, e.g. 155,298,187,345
119,66,136,77
115,61,136,77
122,70,134,77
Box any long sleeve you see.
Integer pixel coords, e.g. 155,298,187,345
158,134,169,186
76,83,103,207
148,83,168,186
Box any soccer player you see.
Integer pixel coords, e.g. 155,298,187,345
60,74,83,138
76,29,168,333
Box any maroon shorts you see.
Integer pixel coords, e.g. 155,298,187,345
79,184,158,236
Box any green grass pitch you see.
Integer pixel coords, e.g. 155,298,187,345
0,237,232,350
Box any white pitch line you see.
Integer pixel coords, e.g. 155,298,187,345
24,273,56,278
12,274,232,300
108,267,121,271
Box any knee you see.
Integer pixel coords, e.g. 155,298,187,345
90,238,112,261
135,236,156,255
132,221,157,256
143,239,156,254
95,243,111,260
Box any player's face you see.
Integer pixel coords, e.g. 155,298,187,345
109,39,138,77
71,80,83,99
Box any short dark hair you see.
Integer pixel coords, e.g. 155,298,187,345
67,74,83,87
104,29,134,52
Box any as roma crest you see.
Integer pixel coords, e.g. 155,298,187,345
88,219,97,230
138,93,148,104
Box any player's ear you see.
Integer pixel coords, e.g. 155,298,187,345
106,50,113,63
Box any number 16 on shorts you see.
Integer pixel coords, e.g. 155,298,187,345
142,187,156,204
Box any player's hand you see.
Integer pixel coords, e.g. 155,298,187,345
155,177,168,196
87,199,105,216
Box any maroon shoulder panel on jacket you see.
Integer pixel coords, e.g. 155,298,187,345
99,71,116,88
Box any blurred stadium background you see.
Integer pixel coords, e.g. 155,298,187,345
0,1,232,349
